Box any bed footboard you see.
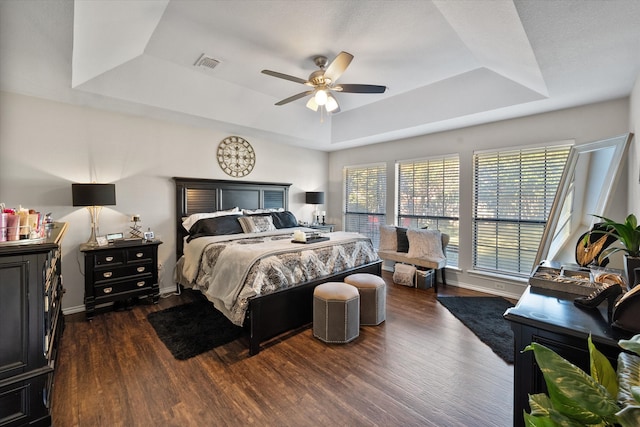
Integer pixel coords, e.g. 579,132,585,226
246,260,382,355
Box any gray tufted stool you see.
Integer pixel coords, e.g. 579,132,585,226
344,273,386,325
313,282,360,343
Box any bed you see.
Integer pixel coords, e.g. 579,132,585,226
174,177,382,355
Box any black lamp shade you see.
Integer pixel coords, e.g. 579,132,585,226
72,183,116,206
305,191,325,204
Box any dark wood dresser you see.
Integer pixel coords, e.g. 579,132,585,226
504,286,631,427
0,222,67,427
81,239,162,319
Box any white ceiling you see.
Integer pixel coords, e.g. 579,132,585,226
1,0,640,151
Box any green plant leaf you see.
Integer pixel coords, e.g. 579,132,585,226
526,394,585,426
589,335,618,399
619,334,640,356
632,386,640,403
529,393,554,417
593,214,640,257
524,343,620,425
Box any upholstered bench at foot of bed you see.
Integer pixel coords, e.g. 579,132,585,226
344,273,386,326
313,282,360,344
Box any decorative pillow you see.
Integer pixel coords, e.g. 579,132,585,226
271,211,299,229
186,215,243,242
379,225,397,251
238,215,276,233
396,227,410,253
182,208,240,231
407,229,445,260
242,208,284,215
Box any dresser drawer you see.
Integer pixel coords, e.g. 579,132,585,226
94,276,153,299
94,250,125,266
93,262,153,283
126,246,154,262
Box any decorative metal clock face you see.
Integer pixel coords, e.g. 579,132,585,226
217,136,255,177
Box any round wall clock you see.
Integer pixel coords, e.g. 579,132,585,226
217,136,255,177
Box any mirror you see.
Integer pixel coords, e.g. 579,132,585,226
534,133,633,268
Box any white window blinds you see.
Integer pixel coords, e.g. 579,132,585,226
397,155,459,267
473,144,571,276
344,163,387,247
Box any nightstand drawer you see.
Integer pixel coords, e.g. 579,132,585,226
94,250,125,266
126,246,154,262
93,262,153,282
95,276,153,298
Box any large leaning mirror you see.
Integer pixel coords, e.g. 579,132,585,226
534,133,633,268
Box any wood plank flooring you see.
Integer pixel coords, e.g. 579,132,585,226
52,272,514,426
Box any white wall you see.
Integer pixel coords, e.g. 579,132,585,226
328,98,631,298
629,75,640,216
0,91,328,313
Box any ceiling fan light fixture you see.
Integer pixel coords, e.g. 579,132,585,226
314,89,328,106
306,97,319,111
326,95,339,112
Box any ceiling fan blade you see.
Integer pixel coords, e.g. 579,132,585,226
334,84,387,94
323,51,353,83
275,90,314,106
261,69,309,85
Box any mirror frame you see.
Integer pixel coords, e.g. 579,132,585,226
533,133,633,268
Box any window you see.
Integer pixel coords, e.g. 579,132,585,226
473,144,571,276
344,163,386,247
397,155,459,267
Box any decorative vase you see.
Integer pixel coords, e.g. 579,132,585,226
624,255,640,289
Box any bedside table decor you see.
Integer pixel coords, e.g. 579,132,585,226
72,182,116,246
305,191,324,225
81,239,162,319
129,214,143,238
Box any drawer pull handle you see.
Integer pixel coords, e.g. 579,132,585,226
136,252,144,258
103,272,113,278
137,266,145,273
105,256,114,262
136,281,145,287
103,287,113,294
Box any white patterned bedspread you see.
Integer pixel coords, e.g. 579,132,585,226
178,229,379,325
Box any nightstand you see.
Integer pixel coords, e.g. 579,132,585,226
309,224,335,233
81,239,162,319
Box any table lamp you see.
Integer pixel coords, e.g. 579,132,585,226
72,183,116,246
305,191,324,225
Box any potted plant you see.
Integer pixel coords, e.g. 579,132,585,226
595,214,640,287
524,335,640,426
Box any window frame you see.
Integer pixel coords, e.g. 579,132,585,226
343,162,387,247
472,143,571,277
396,154,460,267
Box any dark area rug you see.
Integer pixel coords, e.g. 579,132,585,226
147,299,244,360
437,296,515,364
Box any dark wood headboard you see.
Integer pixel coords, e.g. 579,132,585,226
173,177,291,257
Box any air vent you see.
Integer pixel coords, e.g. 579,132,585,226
194,54,220,71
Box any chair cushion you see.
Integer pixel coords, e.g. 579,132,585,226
407,229,445,260
396,227,409,253
379,225,397,251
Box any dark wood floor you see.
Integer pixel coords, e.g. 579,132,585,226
52,271,514,426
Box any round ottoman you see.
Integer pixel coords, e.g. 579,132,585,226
313,282,360,343
344,273,386,325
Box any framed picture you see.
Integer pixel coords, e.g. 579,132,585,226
143,231,155,241
96,236,108,247
106,232,124,242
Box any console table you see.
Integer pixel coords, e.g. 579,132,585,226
504,286,631,427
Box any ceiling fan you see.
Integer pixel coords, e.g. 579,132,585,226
261,51,387,114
